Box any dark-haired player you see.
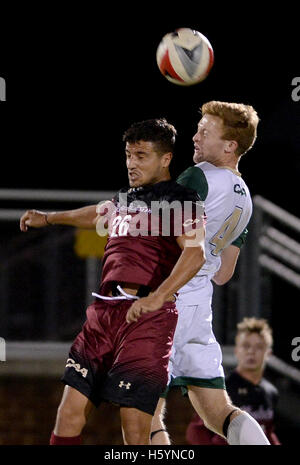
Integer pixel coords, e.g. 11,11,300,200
20,118,205,445
186,318,281,445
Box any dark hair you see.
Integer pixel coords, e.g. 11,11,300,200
122,118,177,155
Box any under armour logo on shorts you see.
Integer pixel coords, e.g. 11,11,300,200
238,388,248,395
119,380,131,390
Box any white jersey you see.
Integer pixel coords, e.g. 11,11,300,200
177,161,253,304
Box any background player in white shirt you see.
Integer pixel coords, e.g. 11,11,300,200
151,101,270,445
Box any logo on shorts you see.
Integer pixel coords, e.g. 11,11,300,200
238,388,248,395
65,358,88,378
119,380,131,390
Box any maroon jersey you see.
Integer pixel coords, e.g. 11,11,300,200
98,180,204,294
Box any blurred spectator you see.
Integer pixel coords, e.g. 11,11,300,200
186,317,281,445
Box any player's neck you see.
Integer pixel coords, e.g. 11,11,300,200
217,164,241,177
214,159,240,174
236,367,263,385
152,173,171,184
212,153,240,174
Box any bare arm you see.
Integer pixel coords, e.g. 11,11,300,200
20,205,98,232
126,227,206,323
212,245,240,286
154,230,206,302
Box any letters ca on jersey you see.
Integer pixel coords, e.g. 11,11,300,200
177,163,253,260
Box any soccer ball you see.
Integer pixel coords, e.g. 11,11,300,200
156,28,214,86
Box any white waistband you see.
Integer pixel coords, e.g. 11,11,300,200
92,285,140,301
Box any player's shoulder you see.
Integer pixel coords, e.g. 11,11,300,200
199,163,237,202
197,162,237,184
260,377,279,397
225,370,255,391
112,186,131,204
113,181,201,204
226,370,244,386
176,164,209,200
196,161,227,174
200,162,252,199
155,180,202,203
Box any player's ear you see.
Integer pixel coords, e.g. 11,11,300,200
224,140,238,154
162,152,173,168
233,345,238,359
265,347,272,360
233,340,240,361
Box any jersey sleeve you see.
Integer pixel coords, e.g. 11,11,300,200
231,227,248,248
176,166,208,201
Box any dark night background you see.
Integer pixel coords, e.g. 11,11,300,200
1,6,299,206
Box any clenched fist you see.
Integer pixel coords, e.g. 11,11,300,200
20,209,50,232
126,293,165,323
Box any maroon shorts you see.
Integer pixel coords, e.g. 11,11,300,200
61,298,178,415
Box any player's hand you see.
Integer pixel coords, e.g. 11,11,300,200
93,200,115,230
126,293,165,323
20,209,49,232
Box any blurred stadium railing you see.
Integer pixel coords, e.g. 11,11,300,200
213,195,300,343
0,189,114,341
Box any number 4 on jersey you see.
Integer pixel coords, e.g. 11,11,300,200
209,207,243,256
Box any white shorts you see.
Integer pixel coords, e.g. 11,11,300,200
168,276,225,391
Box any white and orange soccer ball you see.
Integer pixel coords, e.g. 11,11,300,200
156,28,214,86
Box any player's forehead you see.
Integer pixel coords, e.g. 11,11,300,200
197,114,223,131
125,140,157,154
237,332,266,346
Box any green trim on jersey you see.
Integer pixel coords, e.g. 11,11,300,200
231,227,248,248
177,166,208,201
159,376,226,399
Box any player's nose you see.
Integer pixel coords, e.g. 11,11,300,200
193,132,201,143
126,155,138,169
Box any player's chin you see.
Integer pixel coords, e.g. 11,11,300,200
244,361,259,370
128,179,138,187
193,152,202,164
128,175,142,187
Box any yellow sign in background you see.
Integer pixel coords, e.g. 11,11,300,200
74,229,108,259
